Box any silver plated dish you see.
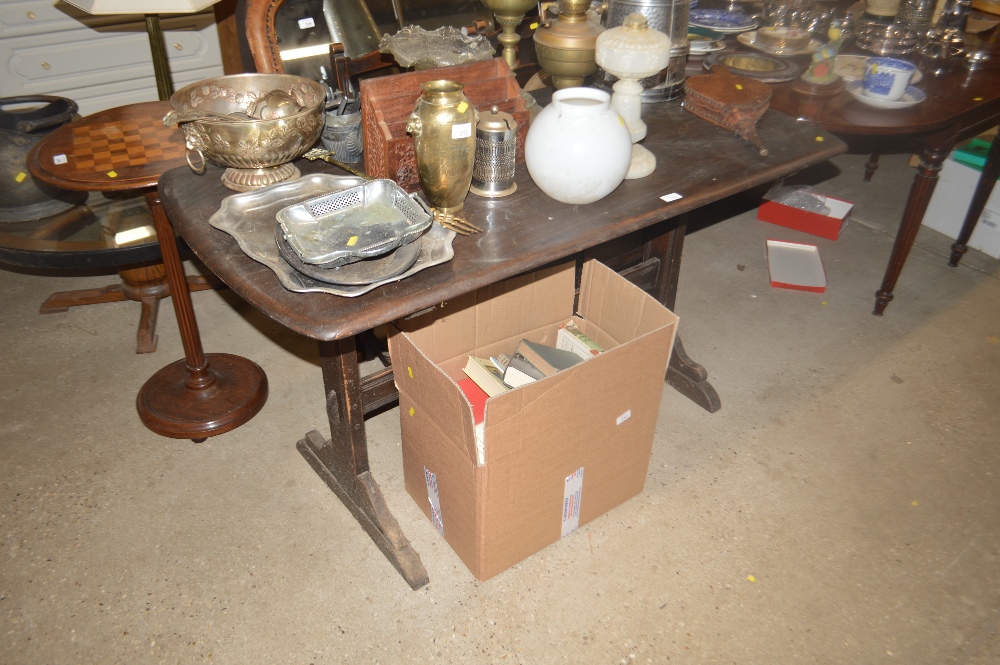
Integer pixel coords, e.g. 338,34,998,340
209,174,456,297
737,31,824,56
703,51,801,83
276,178,433,267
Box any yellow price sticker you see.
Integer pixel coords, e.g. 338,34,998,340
347,236,358,246
107,170,118,178
458,101,468,113
530,22,539,30
408,366,413,379
973,97,983,101
409,407,415,416
816,136,824,142
736,84,743,90
15,172,27,183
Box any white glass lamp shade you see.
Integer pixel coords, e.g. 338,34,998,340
64,0,218,13
595,14,670,141
595,13,671,83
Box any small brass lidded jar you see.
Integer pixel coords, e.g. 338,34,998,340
406,79,478,214
533,0,605,89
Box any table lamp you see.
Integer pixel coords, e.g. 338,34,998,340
595,14,671,179
64,0,219,102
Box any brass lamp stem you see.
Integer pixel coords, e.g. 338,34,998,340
145,14,174,102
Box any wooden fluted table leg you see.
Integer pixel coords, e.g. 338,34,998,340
136,189,268,441
873,143,949,316
949,132,1000,267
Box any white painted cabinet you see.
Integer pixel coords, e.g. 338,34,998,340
1,1,224,115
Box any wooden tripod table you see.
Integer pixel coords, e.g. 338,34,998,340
27,101,268,438
25,101,218,353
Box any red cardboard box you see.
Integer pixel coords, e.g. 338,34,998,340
757,195,853,240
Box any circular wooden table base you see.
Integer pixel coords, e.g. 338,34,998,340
136,353,268,440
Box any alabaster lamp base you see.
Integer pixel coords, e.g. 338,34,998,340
625,144,656,179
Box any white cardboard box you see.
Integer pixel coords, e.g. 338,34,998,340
921,157,1000,260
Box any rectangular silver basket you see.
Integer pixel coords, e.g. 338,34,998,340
277,178,433,267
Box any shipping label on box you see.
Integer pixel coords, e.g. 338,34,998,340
389,260,679,581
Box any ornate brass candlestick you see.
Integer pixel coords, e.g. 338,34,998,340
483,0,538,70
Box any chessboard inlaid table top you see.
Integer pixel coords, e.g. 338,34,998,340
27,101,188,194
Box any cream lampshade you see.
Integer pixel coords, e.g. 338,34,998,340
64,0,219,101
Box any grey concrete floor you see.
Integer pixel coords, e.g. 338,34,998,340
2,152,999,664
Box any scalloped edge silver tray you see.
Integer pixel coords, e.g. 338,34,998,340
209,173,455,297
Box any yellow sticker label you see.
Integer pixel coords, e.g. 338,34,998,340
816,136,824,142
747,575,756,583
530,22,539,30
974,97,983,101
15,172,27,183
107,171,118,178
458,101,468,113
912,500,919,506
408,366,413,379
347,236,358,246
736,84,743,90
409,407,415,416
618,115,625,127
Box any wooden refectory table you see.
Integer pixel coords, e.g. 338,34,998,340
156,100,846,589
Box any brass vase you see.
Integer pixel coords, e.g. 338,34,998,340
406,80,478,214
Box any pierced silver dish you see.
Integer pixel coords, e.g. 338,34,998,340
208,173,455,297
276,178,433,267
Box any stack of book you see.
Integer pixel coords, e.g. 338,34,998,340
457,321,604,422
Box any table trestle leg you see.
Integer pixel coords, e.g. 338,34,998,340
297,336,428,590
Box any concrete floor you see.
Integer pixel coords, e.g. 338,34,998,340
2,151,999,664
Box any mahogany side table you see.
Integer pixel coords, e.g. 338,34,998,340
25,101,213,353
27,101,268,439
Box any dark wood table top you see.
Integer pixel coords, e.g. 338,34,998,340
159,100,846,342
760,26,1000,139
27,101,187,193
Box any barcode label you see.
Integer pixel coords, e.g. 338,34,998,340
298,17,315,29
561,467,584,537
452,123,472,139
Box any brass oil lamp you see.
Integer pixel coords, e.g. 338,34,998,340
533,0,605,89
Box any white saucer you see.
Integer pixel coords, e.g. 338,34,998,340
846,80,926,109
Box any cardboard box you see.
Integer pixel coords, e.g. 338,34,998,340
360,58,530,193
389,260,679,581
757,195,854,240
921,152,1000,260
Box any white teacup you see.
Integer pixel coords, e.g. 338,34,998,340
862,57,916,101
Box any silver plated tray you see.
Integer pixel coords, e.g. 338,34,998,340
209,173,456,297
276,178,433,267
274,223,421,285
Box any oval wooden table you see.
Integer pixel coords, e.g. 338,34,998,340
768,37,1000,314
27,101,268,440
